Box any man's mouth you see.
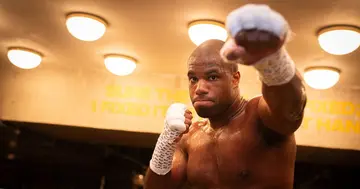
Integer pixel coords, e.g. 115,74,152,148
194,98,213,102
193,99,214,106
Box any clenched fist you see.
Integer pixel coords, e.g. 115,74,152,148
180,109,193,138
164,103,193,142
220,4,290,65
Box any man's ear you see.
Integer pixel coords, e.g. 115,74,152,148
232,71,240,87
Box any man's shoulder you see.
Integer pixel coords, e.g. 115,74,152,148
240,95,262,119
191,120,209,129
177,120,208,149
246,95,262,108
185,120,208,138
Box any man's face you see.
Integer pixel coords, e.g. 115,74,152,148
187,55,238,118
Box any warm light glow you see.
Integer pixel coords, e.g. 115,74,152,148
304,67,340,90
104,55,137,76
188,20,228,46
7,48,42,69
318,25,360,55
66,13,107,41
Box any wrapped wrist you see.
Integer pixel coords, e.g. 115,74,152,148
149,122,182,175
253,48,296,86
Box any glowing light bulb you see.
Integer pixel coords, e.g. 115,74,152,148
304,67,340,90
66,13,107,41
104,55,137,76
7,48,42,69
317,25,360,55
188,20,228,46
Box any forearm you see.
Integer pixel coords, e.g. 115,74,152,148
144,141,186,189
144,103,188,189
256,49,307,133
261,71,307,123
144,168,173,189
144,129,182,189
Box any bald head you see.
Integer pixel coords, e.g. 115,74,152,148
188,39,238,73
192,39,225,56
186,40,241,118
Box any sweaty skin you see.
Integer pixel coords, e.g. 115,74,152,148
144,39,306,189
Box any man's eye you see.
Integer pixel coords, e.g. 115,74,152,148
189,77,198,83
208,75,218,81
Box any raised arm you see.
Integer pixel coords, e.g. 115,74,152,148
220,4,307,135
144,103,192,189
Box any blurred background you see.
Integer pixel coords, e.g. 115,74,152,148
1,0,360,188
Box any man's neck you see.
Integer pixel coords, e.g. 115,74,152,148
208,96,247,129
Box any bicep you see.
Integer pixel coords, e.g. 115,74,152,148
257,80,307,135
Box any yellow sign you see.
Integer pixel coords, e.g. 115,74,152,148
306,100,360,117
93,84,360,136
92,84,198,118
301,117,360,134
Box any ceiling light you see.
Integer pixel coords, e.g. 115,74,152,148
317,25,360,55
304,66,340,90
188,20,228,46
66,13,107,41
7,48,42,69
104,54,137,76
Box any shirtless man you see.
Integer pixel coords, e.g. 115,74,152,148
144,4,307,189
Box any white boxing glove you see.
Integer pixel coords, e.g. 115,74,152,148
149,103,187,175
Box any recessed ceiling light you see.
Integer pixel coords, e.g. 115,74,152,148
188,20,228,46
104,54,137,76
66,13,107,42
7,48,42,69
304,66,340,90
317,25,360,55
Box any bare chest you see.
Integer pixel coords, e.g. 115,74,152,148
186,125,261,187
185,123,294,188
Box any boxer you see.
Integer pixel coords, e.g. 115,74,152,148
144,4,307,189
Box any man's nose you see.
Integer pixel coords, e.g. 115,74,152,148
195,80,209,95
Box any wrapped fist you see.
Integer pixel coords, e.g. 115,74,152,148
220,4,290,65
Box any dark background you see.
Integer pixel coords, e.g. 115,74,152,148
1,121,360,189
